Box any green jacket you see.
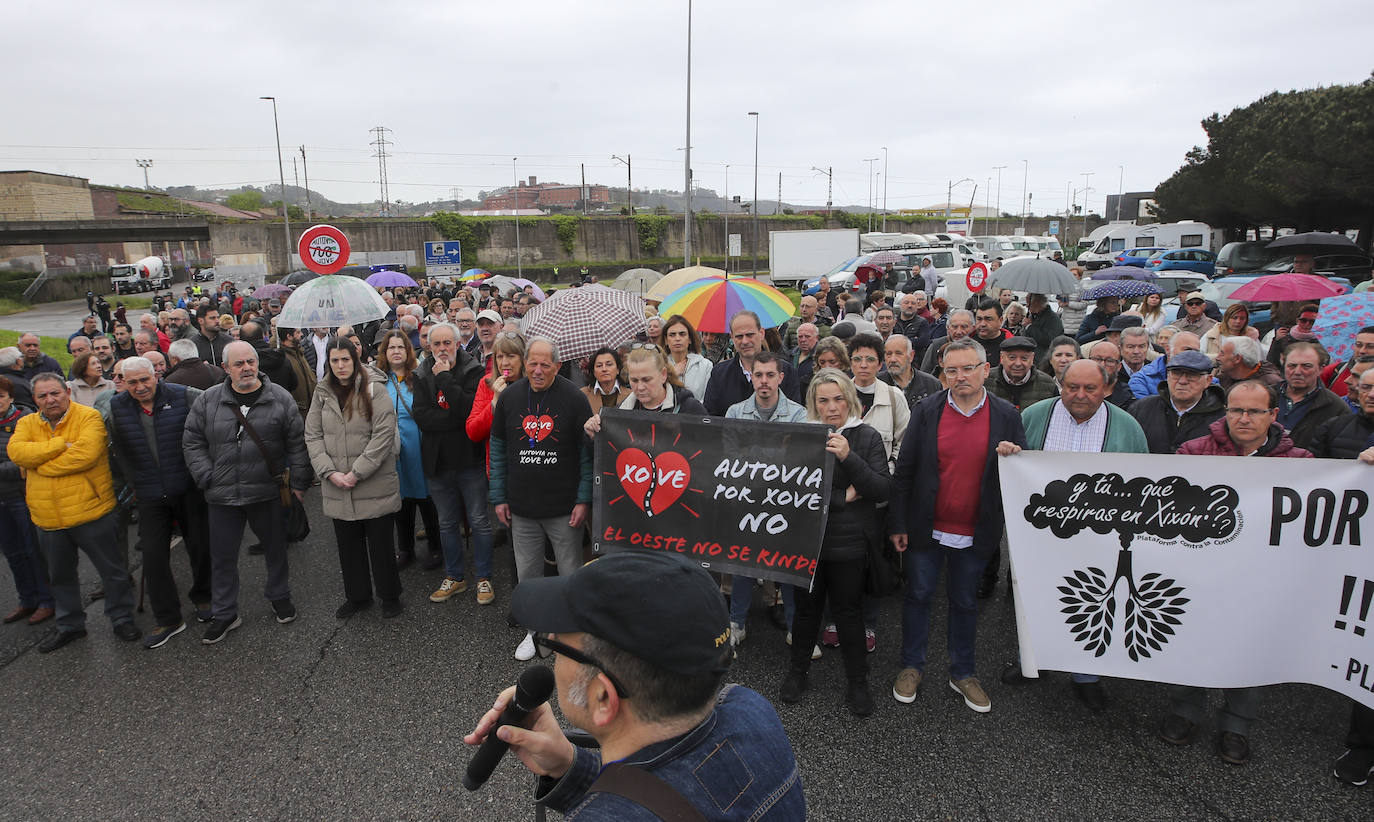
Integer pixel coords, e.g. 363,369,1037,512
1021,397,1148,454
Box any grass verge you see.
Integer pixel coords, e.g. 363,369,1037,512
0,330,73,372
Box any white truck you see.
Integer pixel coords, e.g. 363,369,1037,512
767,228,860,286
1076,221,1221,270
109,256,172,294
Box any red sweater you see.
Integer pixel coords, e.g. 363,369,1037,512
933,401,990,537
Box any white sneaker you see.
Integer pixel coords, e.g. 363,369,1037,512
514,631,536,661
730,622,747,648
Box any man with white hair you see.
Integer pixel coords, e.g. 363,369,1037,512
165,338,225,391
144,350,168,381
138,313,170,353
106,357,211,648
919,309,976,375
1216,336,1281,393
0,347,35,409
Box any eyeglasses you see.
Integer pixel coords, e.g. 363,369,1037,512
532,634,631,698
1167,370,1208,382
1186,300,1205,306
1090,356,1120,367
629,342,661,352
941,364,983,377
851,355,880,364
1225,407,1274,417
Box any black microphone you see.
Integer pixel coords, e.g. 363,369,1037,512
463,665,557,790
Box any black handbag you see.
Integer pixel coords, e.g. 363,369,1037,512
232,405,310,544
863,536,903,597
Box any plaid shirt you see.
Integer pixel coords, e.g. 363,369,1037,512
1042,399,1108,452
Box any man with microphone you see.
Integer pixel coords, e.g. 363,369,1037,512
463,551,805,819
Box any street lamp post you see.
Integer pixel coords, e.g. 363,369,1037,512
947,178,973,219
513,157,522,277
749,111,759,276
723,164,730,274
135,159,153,190
863,157,879,232
1081,171,1095,241
881,147,888,232
612,155,632,214
993,165,1006,235
1020,159,1029,232
811,166,833,216
260,96,291,274
1116,165,1124,221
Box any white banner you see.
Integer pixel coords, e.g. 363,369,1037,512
1000,452,1374,708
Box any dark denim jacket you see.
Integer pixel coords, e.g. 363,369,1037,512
539,685,805,820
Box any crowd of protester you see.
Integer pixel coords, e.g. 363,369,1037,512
4,270,1374,799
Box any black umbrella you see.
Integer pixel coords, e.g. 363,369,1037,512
281,270,318,286
1266,232,1360,254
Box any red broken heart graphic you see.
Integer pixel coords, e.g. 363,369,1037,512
521,414,554,442
616,448,691,517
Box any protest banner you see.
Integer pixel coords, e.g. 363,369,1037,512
592,408,832,587
1001,452,1374,708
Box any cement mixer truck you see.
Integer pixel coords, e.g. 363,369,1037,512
108,256,172,294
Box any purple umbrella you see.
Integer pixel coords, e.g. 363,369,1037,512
510,278,546,301
365,270,420,288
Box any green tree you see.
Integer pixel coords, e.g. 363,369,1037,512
1154,75,1374,248
225,190,265,211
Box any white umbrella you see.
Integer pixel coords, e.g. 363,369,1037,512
612,268,663,295
275,274,390,329
645,265,726,302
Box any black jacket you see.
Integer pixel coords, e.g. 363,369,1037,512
879,369,943,409
622,385,708,416
893,314,932,360
890,390,1027,561
1280,386,1351,451
1308,412,1374,459
189,327,229,367
183,376,312,506
822,423,891,562
0,406,27,501
1128,383,1226,455
410,348,484,477
164,357,225,391
703,357,802,416
0,370,34,412
246,339,297,394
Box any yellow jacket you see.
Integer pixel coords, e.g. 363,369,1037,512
6,402,115,530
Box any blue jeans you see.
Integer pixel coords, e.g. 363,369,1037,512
37,511,132,633
0,497,53,609
429,465,493,581
900,539,984,679
729,575,795,628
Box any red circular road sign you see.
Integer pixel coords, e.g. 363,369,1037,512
298,224,351,274
965,262,989,293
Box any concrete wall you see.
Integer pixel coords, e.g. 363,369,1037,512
0,172,94,221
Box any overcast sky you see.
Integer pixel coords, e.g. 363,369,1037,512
7,0,1372,217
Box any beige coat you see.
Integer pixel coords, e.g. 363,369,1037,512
304,368,400,521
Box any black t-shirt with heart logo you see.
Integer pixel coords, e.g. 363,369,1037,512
492,375,593,519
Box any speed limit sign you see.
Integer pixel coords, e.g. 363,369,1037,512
965,262,989,293
297,224,351,274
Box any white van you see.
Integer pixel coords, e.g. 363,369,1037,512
1077,221,1217,270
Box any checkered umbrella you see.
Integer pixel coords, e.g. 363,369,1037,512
865,251,905,265
519,284,647,361
1081,279,1163,300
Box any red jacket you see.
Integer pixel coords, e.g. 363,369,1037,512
1176,418,1313,458
465,361,497,472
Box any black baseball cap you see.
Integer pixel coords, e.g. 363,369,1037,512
511,551,731,676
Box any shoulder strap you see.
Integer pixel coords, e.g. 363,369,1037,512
231,403,283,480
587,764,707,822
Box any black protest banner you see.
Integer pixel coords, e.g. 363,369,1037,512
592,408,832,587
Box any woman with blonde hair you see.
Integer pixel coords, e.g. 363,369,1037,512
467,332,526,473
1200,303,1261,358
812,336,851,373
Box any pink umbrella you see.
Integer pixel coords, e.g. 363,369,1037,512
1226,273,1347,303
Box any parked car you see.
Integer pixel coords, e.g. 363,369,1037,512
1213,241,1277,278
191,267,216,282
1152,274,1208,297
1113,247,1166,267
1260,253,1373,285
1145,248,1217,276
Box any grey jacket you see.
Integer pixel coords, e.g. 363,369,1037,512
184,376,312,506
304,368,401,521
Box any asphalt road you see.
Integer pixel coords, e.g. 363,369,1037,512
0,297,120,339
1,493,1368,822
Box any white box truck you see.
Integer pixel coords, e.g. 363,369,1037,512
109,256,172,294
768,229,860,286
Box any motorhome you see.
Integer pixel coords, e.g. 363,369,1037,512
1076,221,1222,271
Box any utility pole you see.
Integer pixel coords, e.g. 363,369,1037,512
881,146,888,231
135,158,153,190
299,146,311,219
749,111,760,276
513,157,522,277
1081,171,1095,242
777,171,781,215
612,154,632,214
292,156,300,216
1020,159,1029,232
260,97,290,274
993,165,1006,235
985,176,992,235
812,166,833,216
1116,165,1124,221
683,0,694,268
723,164,729,274
371,126,393,217
581,163,588,215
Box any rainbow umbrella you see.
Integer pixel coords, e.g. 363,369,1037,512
655,276,796,334
460,268,489,281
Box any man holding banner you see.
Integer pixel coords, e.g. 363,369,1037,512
890,339,1026,713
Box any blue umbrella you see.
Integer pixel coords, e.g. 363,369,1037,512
1313,293,1374,361
1091,265,1156,281
1082,280,1163,300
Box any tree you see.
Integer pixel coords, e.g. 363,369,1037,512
1154,75,1374,249
225,190,265,211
